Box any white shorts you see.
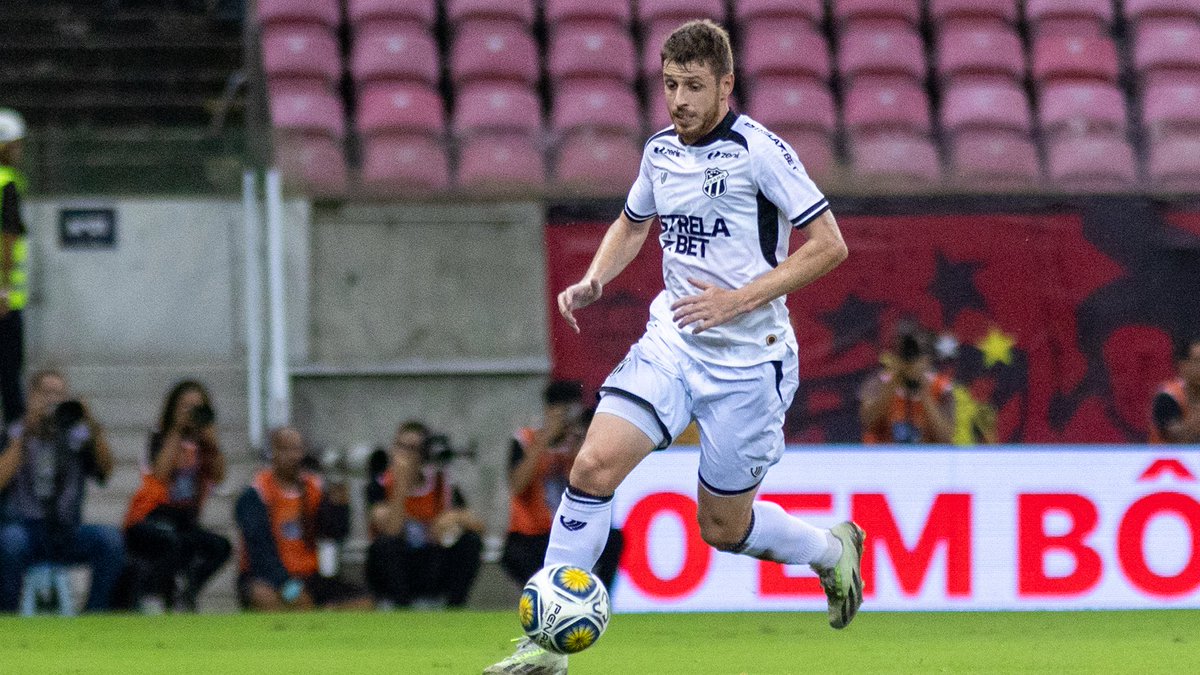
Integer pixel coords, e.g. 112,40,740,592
596,324,800,495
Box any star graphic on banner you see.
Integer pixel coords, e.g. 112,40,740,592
977,327,1016,367
819,294,887,354
929,252,987,325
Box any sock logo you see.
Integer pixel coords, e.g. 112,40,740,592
559,516,588,532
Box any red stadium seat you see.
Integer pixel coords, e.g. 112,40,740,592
555,130,642,195
746,76,836,137
736,0,824,26
1031,34,1120,85
740,18,830,83
936,21,1026,84
941,79,1031,136
641,21,676,81
547,22,637,85
1047,134,1139,191
356,82,444,137
851,132,941,184
843,78,932,135
1125,0,1200,24
453,81,542,136
832,0,921,27
350,22,440,89
929,0,1019,25
544,0,631,27
257,0,340,28
637,0,725,26
449,20,540,86
347,0,436,27
268,80,345,138
1037,82,1127,139
262,24,342,87
775,129,836,181
1142,79,1200,138
1025,0,1114,36
1146,133,1200,191
275,133,348,196
457,132,547,192
949,130,1040,189
446,0,536,27
838,22,926,85
360,133,450,192
1132,20,1200,84
551,79,641,136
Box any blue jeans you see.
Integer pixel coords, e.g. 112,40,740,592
0,520,126,612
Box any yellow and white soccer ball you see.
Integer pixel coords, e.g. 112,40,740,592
519,564,610,655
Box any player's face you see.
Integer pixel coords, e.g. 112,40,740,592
662,61,733,144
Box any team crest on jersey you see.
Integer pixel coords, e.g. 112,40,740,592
702,167,728,199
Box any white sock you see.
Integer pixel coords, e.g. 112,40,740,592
543,485,613,572
736,501,842,570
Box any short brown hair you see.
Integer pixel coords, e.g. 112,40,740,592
661,19,734,79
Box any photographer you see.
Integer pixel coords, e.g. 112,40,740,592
0,369,124,612
859,321,956,444
122,380,231,612
365,420,484,608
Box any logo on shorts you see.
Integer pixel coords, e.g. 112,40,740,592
750,466,763,478
560,517,588,532
702,167,728,199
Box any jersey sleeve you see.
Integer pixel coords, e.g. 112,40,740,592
622,149,657,223
753,133,829,229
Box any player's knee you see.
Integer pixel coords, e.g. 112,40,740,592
568,451,619,496
698,514,746,552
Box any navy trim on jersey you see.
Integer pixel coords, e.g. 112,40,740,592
756,191,780,267
699,471,762,497
598,386,672,449
790,198,831,228
623,204,656,222
689,110,740,148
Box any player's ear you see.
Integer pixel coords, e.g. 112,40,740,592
719,71,734,99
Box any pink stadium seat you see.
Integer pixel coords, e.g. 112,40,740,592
736,0,824,26
547,22,638,85
929,0,1018,25
262,24,342,86
949,130,1040,189
740,18,830,83
637,0,725,26
555,130,642,195
941,79,1031,136
843,78,932,135
347,0,436,27
832,0,921,27
1047,134,1138,191
551,79,641,136
257,0,340,28
457,132,547,192
1132,20,1200,82
1038,82,1127,139
446,0,536,26
350,22,440,89
268,80,345,138
1142,79,1200,137
1031,35,1120,84
774,128,835,180
936,21,1026,83
1126,0,1200,24
642,21,676,80
1025,0,1114,36
851,132,941,184
450,21,540,86
1146,133,1200,191
356,83,444,137
544,0,631,27
838,22,926,84
275,133,348,196
453,81,542,136
360,133,450,192
746,76,837,137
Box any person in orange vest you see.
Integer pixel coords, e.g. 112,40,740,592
500,381,624,590
859,321,955,444
365,420,484,608
1149,336,1200,443
234,426,370,611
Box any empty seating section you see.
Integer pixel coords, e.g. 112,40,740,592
259,0,1200,195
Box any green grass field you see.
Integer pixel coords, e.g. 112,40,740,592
1,610,1196,674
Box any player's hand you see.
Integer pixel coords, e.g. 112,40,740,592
558,278,602,334
670,278,747,334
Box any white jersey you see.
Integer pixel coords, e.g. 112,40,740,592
623,111,830,367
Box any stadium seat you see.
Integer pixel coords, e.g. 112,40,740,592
1031,35,1120,85
941,79,1031,137
360,133,450,192
1025,0,1114,36
928,0,1019,25
1047,134,1139,191
1125,0,1200,24
1146,133,1200,191
446,0,536,27
457,132,547,192
843,78,932,135
641,21,676,82
838,22,926,85
350,22,440,89
746,76,837,138
544,0,631,27
736,0,824,26
936,21,1026,84
547,22,637,85
949,130,1040,189
1132,20,1200,84
1037,81,1127,139
740,18,830,83
551,79,641,136
268,80,345,138
851,132,941,184
257,0,340,28
453,81,542,137
555,130,642,195
275,133,348,196
774,128,835,181
356,82,444,137
347,0,436,28
449,20,540,86
637,0,725,27
261,24,342,87
1142,79,1200,138
832,0,921,27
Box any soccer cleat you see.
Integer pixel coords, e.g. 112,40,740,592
482,637,568,675
817,521,866,630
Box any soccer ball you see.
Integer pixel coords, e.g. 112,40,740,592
519,564,610,655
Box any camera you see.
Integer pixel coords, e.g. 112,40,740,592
52,400,86,429
188,402,215,428
424,434,477,465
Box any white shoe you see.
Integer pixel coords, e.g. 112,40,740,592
482,637,568,675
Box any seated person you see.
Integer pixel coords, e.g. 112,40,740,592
235,426,370,611
0,369,124,612
365,420,484,608
859,321,955,444
501,382,624,590
1150,336,1200,443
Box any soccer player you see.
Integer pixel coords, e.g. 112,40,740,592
485,20,864,674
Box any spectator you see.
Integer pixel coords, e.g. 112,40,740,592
0,369,124,612
859,321,955,444
500,382,624,590
122,380,231,612
0,109,28,427
1149,336,1200,443
235,426,370,611
365,420,484,609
